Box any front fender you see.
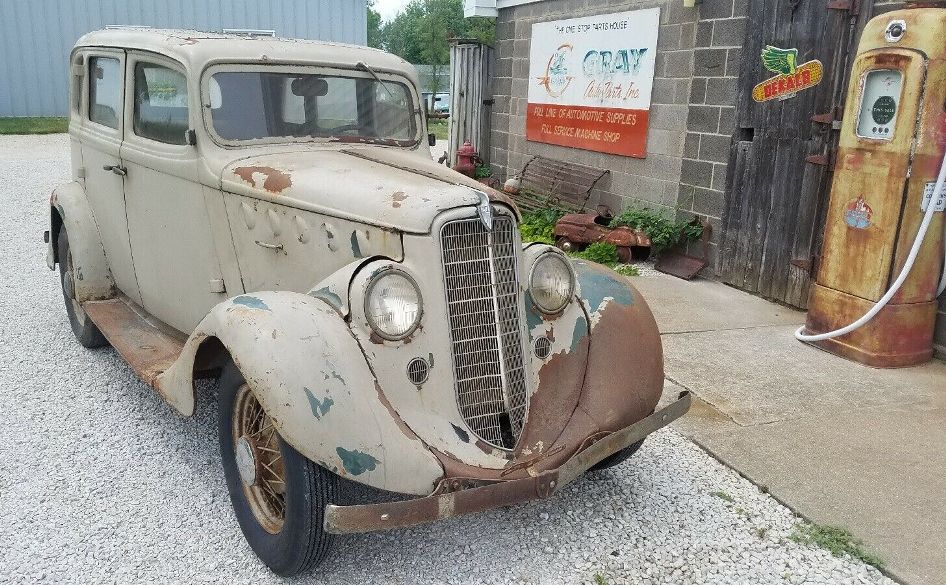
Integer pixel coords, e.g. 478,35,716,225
573,260,664,431
157,292,444,495
49,182,114,302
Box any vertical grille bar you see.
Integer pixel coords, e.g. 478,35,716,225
441,216,528,449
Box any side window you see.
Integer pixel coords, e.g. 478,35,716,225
134,62,189,145
88,57,121,129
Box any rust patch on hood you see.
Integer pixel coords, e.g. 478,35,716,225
233,166,293,194
391,191,408,208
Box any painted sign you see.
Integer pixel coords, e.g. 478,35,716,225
526,8,660,158
752,46,823,102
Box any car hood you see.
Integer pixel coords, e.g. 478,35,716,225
219,147,516,234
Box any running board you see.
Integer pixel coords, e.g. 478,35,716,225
83,297,186,386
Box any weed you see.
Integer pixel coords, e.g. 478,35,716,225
610,207,703,256
571,242,619,265
474,165,493,179
519,208,566,244
789,523,885,568
613,264,641,277
756,526,769,539
712,490,735,503
593,574,608,585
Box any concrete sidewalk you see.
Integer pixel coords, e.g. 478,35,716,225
635,273,946,585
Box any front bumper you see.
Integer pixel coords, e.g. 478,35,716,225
324,391,691,534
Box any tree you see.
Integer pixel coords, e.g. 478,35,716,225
366,1,383,49
380,0,495,64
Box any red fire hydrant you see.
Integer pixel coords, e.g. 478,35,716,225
454,140,480,178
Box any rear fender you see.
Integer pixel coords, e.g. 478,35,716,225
49,182,114,302
157,291,444,495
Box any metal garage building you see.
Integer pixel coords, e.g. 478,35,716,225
0,0,367,117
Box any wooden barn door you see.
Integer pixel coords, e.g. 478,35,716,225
718,0,869,308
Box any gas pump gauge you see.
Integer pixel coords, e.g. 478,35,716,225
856,69,903,140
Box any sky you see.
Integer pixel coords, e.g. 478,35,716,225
373,0,412,22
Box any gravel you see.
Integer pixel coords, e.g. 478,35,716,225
0,134,895,585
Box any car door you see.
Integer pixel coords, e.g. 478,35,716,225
73,49,142,304
120,52,230,333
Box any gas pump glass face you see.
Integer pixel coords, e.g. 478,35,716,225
856,69,903,140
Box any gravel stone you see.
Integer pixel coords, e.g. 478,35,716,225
0,134,895,585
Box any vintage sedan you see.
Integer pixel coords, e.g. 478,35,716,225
47,29,690,576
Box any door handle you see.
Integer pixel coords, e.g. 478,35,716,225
102,164,127,176
254,240,284,252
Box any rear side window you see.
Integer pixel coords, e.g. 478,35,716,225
134,63,189,145
89,57,121,129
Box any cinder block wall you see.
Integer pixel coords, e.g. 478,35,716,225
490,0,694,214
490,0,747,271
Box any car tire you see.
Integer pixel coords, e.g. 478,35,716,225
218,363,337,576
57,229,108,348
587,438,645,472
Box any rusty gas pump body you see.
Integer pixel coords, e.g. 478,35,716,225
803,7,946,367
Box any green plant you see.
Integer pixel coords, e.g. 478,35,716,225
712,490,734,503
610,207,704,256
613,264,640,277
518,208,565,244
593,574,608,585
474,164,493,179
789,523,885,568
571,242,619,265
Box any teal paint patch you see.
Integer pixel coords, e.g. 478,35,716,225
303,387,334,420
309,287,343,311
577,268,634,312
570,316,587,353
525,293,544,333
350,231,362,258
323,370,346,385
232,295,271,311
336,447,379,475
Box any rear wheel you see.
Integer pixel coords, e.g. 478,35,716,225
218,364,337,576
587,438,645,472
57,229,107,348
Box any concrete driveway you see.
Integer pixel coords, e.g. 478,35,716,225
639,273,946,585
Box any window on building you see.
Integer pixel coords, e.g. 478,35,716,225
134,62,189,145
88,57,121,129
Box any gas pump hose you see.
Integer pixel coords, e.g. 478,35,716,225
795,148,946,342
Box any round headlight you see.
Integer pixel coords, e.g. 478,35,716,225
364,270,422,340
529,252,574,314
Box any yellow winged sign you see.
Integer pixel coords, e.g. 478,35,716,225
753,45,823,102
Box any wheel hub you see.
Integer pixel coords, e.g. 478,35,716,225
235,435,260,487
63,267,75,300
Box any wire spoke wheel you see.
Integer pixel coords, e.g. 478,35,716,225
232,384,287,534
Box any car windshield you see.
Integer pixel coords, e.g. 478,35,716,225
207,68,418,145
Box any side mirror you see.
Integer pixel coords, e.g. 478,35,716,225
428,133,437,147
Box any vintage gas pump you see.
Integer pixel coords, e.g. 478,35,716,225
798,6,946,367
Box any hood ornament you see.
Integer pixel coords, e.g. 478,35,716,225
475,190,493,231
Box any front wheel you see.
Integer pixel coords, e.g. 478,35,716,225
57,229,107,348
587,438,645,472
218,364,337,576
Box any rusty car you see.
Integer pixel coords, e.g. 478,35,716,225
47,29,690,576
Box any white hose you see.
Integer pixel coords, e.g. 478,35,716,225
796,147,946,342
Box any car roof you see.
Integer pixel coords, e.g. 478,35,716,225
74,28,418,82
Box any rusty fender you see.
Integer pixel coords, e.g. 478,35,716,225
324,391,691,534
157,291,444,495
47,182,115,302
572,259,664,432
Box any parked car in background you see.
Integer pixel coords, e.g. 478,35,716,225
47,29,689,577
421,91,450,115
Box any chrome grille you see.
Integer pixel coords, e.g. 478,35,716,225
441,216,527,449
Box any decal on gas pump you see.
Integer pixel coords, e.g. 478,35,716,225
752,46,823,102
844,197,874,229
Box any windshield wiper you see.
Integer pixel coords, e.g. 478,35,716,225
356,61,395,99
